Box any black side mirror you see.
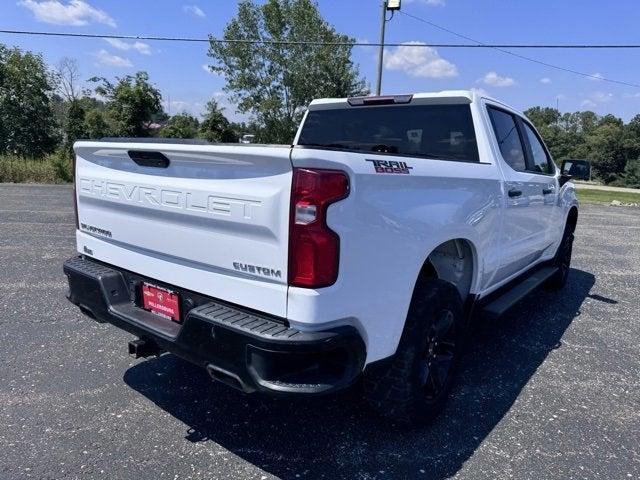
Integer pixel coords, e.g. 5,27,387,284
559,173,572,187
560,159,591,180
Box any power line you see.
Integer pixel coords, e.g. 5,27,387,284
2,27,640,89
398,10,640,89
3,29,640,49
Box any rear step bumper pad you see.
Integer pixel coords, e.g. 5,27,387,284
63,256,366,396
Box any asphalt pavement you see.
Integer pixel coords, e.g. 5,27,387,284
0,183,638,480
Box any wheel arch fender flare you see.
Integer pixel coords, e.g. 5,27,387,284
564,205,579,233
412,233,481,304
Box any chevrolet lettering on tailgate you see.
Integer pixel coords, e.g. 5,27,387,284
79,178,262,219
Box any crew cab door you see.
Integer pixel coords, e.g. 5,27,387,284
518,118,561,247
486,105,556,281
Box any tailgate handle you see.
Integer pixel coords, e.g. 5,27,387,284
128,150,170,168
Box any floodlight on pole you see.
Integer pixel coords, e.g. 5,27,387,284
387,0,401,11
375,1,400,95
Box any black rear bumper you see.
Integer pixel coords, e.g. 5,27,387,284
63,256,366,396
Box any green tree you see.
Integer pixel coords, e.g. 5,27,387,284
618,159,640,188
585,115,626,182
64,100,87,153
159,113,200,139
622,114,640,163
576,111,599,135
200,100,236,142
524,106,560,130
524,107,568,161
207,0,367,143
83,108,110,139
53,57,86,152
55,57,81,102
0,45,59,156
91,72,163,137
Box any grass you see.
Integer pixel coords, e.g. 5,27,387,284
576,188,640,205
0,153,72,184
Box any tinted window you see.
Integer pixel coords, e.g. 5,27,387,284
488,107,526,171
298,104,479,162
523,122,552,174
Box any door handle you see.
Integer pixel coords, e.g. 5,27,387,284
542,188,553,195
508,189,522,198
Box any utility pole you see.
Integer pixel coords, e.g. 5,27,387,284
376,0,401,96
375,1,387,96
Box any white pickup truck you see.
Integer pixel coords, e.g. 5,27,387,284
63,90,578,422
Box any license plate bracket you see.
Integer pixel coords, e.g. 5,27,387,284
141,283,181,323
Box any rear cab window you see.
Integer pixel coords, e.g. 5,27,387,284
297,104,480,163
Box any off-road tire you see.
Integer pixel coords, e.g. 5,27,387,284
363,278,463,423
546,224,574,290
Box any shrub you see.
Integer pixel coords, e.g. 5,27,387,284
51,150,74,183
0,153,73,183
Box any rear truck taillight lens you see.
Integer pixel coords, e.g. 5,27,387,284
72,153,79,229
288,168,350,288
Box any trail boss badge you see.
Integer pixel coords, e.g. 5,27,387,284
366,159,413,174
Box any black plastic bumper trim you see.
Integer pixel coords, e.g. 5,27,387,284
63,256,366,396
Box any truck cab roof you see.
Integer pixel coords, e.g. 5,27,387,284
308,90,521,116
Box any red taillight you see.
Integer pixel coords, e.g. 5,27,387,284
72,153,79,229
288,168,349,288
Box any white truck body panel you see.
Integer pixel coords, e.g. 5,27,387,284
74,143,293,317
73,90,578,365
287,146,503,361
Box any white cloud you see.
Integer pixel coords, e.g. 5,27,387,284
94,49,132,68
354,38,376,54
169,100,190,113
18,0,116,27
540,77,552,84
481,71,516,87
165,92,245,122
183,4,205,17
384,42,457,78
589,91,613,102
588,73,604,81
202,64,221,75
104,38,152,55
165,100,200,117
580,91,613,107
211,91,246,122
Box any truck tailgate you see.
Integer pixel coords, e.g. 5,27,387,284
73,141,293,317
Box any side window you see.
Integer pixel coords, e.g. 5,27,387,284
487,107,526,172
522,122,553,174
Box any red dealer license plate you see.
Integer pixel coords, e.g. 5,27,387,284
141,283,181,322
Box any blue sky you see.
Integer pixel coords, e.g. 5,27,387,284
2,0,640,121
